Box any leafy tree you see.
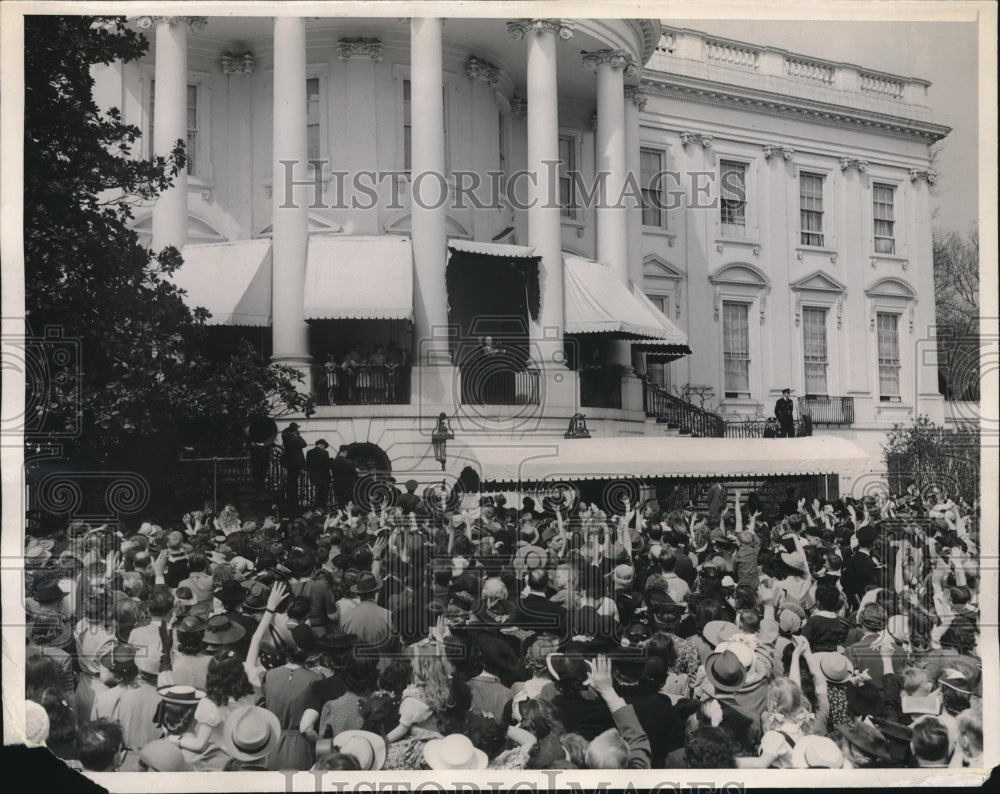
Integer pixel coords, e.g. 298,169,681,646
882,415,979,503
933,223,979,400
24,16,311,512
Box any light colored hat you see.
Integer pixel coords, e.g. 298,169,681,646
139,738,193,771
792,735,845,768
702,620,737,647
613,564,635,588
333,730,387,771
716,640,754,670
423,734,488,770
222,706,282,761
24,700,50,746
814,652,855,683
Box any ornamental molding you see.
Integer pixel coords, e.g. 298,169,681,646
624,85,648,110
909,168,937,185
507,19,575,41
590,113,598,131
510,96,527,119
839,157,869,173
581,49,638,76
762,143,795,161
680,131,713,148
133,16,207,33
465,55,500,86
221,51,255,75
337,38,384,62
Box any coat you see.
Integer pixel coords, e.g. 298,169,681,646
281,429,307,467
306,446,331,482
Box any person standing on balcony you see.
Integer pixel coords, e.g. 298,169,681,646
368,345,387,405
307,440,332,511
281,423,307,510
324,354,339,406
774,389,795,438
332,446,359,508
431,413,454,471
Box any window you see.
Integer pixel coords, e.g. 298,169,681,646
873,183,896,254
149,81,200,177
306,77,321,165
719,160,747,237
558,134,578,219
800,172,825,247
640,148,665,228
876,312,901,400
722,301,751,397
402,79,412,173
802,307,828,396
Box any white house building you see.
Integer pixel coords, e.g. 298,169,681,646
91,15,949,499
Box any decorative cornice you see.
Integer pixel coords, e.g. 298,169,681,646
581,49,638,76
624,86,648,111
510,97,527,119
465,56,501,86
507,19,575,41
590,113,598,131
839,157,869,173
221,51,255,75
133,16,207,33
909,168,937,185
680,131,713,148
338,38,384,62
763,143,795,161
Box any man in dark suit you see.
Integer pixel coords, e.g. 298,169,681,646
306,439,332,510
280,422,307,509
841,525,881,610
514,568,568,639
331,445,359,508
774,388,795,437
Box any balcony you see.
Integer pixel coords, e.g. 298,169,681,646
580,366,624,410
643,380,726,437
461,367,540,406
724,416,813,438
313,364,412,406
798,396,855,426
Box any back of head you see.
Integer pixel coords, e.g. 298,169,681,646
684,726,737,768
585,727,628,768
77,719,123,772
910,715,954,765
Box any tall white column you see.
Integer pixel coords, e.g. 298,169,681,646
149,17,193,251
410,17,451,368
271,17,311,380
509,19,573,368
624,86,647,289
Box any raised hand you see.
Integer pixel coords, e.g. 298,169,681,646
266,581,288,613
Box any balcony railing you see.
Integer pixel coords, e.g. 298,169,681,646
724,416,813,438
580,366,623,409
313,364,411,406
643,381,726,437
798,396,855,425
462,367,540,406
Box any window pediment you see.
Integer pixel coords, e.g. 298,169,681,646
790,270,846,294
643,255,684,282
709,262,770,290
866,276,916,300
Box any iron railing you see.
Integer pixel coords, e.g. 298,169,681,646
313,364,411,406
580,367,623,409
723,416,813,438
797,396,855,425
643,381,726,437
461,367,540,405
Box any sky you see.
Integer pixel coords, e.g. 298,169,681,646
678,17,983,234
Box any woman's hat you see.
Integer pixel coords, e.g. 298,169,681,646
423,734,488,770
704,650,747,692
173,586,197,608
222,705,282,761
33,580,66,603
291,623,318,654
546,651,590,684
317,632,358,653
24,541,53,567
156,684,206,704
835,720,893,761
814,652,854,683
858,603,888,632
100,643,139,677
702,620,737,647
350,572,382,595
138,738,193,771
332,730,386,771
203,615,247,646
29,614,73,648
780,551,809,574
242,580,270,611
791,734,845,768
175,614,206,635
845,679,887,717
214,579,246,606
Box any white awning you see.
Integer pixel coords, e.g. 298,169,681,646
171,240,272,326
465,435,873,484
447,239,537,259
629,287,689,352
304,236,414,321
563,255,688,348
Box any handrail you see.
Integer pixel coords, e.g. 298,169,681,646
643,381,726,437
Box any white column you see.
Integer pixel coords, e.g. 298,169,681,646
509,19,573,369
410,17,451,367
150,17,190,251
271,17,311,380
624,86,646,290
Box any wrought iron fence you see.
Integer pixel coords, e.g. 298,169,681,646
797,396,855,425
461,367,540,405
313,364,411,406
723,416,812,438
643,381,726,437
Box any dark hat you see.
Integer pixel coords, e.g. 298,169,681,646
858,603,888,632
101,643,139,677
856,525,878,546
157,683,206,705
288,422,301,430
291,623,318,654
29,614,73,648
644,589,686,616
350,571,382,595
622,621,652,646
214,579,246,606
317,632,358,653
546,651,590,685
315,439,329,448
33,580,66,603
704,650,746,692
242,580,270,611
203,615,247,646
845,679,887,718
836,720,893,761
174,586,197,607
175,614,206,635
782,388,791,394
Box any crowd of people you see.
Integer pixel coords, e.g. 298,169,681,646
21,477,983,774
